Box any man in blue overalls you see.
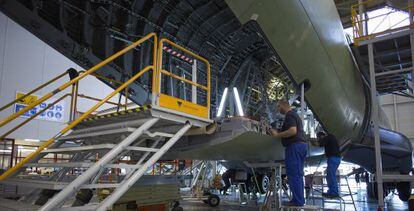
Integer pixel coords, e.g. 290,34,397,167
316,131,341,198
269,100,307,206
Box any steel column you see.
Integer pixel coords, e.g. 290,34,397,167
410,0,414,94
368,43,384,209
96,123,191,211
358,0,368,36
393,95,399,131
192,60,197,103
39,118,160,211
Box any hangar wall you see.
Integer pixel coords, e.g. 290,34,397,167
380,94,414,144
0,12,124,140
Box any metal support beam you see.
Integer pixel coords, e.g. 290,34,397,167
393,95,399,131
410,0,414,94
358,0,368,36
358,29,414,45
192,60,197,103
368,43,384,209
375,67,413,77
218,56,232,74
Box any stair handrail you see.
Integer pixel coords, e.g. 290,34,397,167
0,32,157,129
0,90,130,142
0,69,74,113
0,33,158,180
0,93,72,141
0,66,155,180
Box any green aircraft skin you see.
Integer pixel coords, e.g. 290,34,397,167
225,0,390,147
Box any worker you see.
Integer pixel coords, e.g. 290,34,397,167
355,172,360,186
220,169,235,195
268,100,307,206
315,131,341,198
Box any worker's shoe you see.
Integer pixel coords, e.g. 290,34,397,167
322,192,340,198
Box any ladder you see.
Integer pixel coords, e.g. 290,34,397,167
309,174,357,211
254,163,322,211
0,32,213,210
39,116,191,210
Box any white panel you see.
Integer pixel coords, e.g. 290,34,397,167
380,94,414,139
37,45,76,140
379,94,393,105
0,17,45,139
397,103,414,139
0,13,129,141
0,12,8,94
381,105,395,130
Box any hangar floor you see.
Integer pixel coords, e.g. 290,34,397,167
180,186,408,211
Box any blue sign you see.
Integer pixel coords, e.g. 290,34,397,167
15,92,65,122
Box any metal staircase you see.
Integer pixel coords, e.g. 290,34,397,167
0,32,212,210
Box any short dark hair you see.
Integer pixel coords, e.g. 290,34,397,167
278,100,290,106
317,131,326,138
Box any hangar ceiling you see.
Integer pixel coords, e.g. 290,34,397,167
0,0,294,120
1,0,404,119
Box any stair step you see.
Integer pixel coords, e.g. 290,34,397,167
126,146,159,152
58,204,98,211
0,179,120,190
0,198,40,211
42,144,115,153
25,162,94,168
24,162,142,169
60,127,136,140
0,179,69,190
144,131,174,138
42,144,159,154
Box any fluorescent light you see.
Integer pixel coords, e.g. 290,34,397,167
18,146,36,152
217,87,228,117
25,139,40,142
233,87,244,116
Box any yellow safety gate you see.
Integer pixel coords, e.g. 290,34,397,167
156,38,211,119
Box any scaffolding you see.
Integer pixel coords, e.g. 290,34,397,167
352,0,414,209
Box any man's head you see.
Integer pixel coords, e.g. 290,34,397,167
317,131,327,139
277,100,291,114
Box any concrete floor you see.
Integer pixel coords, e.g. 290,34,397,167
180,186,409,211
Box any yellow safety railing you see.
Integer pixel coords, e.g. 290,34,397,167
156,38,211,119
0,32,158,180
0,32,156,129
351,0,414,45
0,93,72,141
0,71,72,113
0,32,211,180
79,71,129,112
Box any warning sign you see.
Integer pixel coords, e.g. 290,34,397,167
16,92,38,105
14,91,65,122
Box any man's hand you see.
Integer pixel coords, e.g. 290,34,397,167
268,128,279,137
310,139,320,146
269,127,297,138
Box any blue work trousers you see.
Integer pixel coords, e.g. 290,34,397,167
285,143,307,206
326,156,341,195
